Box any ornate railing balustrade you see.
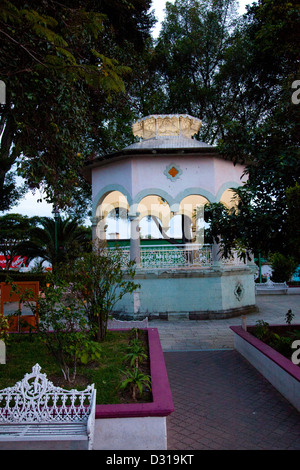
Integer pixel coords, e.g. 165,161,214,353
140,244,212,268
109,244,249,269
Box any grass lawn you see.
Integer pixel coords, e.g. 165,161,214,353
0,330,151,405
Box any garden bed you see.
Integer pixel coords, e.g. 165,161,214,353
0,329,152,404
248,323,300,362
288,282,300,287
94,327,174,450
0,327,174,450
230,324,300,412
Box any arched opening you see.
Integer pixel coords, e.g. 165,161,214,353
139,215,163,240
135,193,210,245
219,188,238,209
95,190,130,241
178,195,209,245
137,195,171,242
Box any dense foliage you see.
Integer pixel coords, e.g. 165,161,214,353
204,0,300,262
19,214,92,269
1,0,299,265
0,213,91,270
151,0,299,263
0,213,38,269
0,0,154,214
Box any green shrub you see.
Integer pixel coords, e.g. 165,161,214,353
61,241,140,342
270,252,297,282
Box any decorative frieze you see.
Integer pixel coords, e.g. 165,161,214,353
132,114,202,140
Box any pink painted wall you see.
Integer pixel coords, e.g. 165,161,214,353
92,153,246,212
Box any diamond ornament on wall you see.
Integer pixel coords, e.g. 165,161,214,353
234,282,244,301
168,166,179,178
164,163,182,181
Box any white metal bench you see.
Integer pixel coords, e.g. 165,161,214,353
0,364,96,450
255,280,288,294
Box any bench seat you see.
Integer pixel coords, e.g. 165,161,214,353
0,422,88,440
0,423,90,450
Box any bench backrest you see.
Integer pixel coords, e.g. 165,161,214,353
255,280,288,290
0,364,95,424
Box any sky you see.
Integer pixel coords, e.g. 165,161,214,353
5,0,254,221
151,0,252,37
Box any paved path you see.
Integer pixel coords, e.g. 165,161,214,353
150,294,300,351
150,294,300,450
164,349,300,450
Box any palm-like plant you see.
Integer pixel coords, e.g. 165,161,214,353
19,215,91,270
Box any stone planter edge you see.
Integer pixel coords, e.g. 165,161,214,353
95,327,174,419
230,325,300,412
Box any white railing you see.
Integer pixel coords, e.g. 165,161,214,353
109,244,249,269
140,244,212,268
110,244,212,269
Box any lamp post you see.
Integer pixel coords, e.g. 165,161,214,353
53,206,59,261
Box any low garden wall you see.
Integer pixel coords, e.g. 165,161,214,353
230,325,300,412
93,328,174,450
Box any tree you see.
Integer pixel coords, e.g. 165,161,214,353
16,276,100,383
218,0,299,159
19,215,92,270
286,183,300,263
203,0,300,261
270,252,297,283
0,213,37,269
154,0,240,143
0,0,154,213
204,184,292,261
62,242,139,342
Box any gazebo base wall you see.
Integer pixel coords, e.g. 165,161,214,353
113,267,258,320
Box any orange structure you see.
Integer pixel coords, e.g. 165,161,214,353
0,281,39,332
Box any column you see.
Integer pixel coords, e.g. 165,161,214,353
129,213,140,265
91,216,107,243
91,217,98,241
212,240,223,269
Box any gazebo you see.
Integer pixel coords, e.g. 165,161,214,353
84,114,257,320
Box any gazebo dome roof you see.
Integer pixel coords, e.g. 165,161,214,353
83,114,218,180
124,135,212,151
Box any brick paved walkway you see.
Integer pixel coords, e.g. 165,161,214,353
150,294,300,351
164,350,300,450
153,295,300,450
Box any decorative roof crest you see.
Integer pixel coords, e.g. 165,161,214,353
132,114,202,140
